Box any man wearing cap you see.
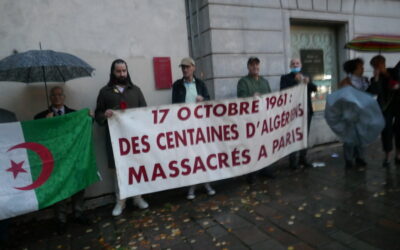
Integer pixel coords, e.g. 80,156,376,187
172,57,210,103
280,58,317,169
172,57,216,200
237,57,271,98
237,57,274,183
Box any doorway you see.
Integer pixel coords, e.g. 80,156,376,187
290,25,339,112
290,22,346,145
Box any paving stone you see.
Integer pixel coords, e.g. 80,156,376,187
322,241,352,250
70,235,102,250
253,204,279,218
214,213,252,230
258,222,300,246
250,239,286,250
206,224,229,238
285,224,333,247
197,218,216,229
26,240,48,250
377,218,400,232
46,235,71,250
328,230,358,245
289,242,316,250
348,240,381,250
167,242,193,250
187,233,217,250
215,234,250,250
235,208,267,226
180,221,205,236
232,226,270,246
355,226,400,250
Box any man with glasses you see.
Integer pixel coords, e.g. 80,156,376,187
34,86,89,234
34,86,75,119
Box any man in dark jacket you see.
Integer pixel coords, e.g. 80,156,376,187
34,86,76,119
280,58,317,169
368,55,400,167
172,57,210,103
171,57,215,200
34,86,88,234
95,59,148,216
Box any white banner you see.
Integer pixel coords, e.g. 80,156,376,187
109,84,308,199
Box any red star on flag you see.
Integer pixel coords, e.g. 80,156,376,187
6,160,27,179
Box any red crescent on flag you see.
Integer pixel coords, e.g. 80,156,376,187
7,142,54,190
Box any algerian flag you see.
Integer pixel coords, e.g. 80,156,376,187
0,109,99,220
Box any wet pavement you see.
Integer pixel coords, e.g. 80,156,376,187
4,142,400,250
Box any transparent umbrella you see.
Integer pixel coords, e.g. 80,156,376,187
325,86,385,145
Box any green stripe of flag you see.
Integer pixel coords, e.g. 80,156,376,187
21,109,99,209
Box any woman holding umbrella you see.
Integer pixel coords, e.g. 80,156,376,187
338,58,369,169
367,55,400,167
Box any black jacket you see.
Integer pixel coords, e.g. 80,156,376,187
172,77,210,104
367,69,400,115
280,72,317,115
34,105,76,120
0,108,17,123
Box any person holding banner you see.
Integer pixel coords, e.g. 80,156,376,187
172,57,216,200
237,56,274,183
280,58,317,169
34,86,90,234
95,59,149,216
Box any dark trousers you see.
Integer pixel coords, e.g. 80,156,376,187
289,112,312,166
0,219,9,242
55,190,85,223
343,143,365,161
381,112,400,153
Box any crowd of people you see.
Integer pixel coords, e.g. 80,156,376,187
1,54,399,239
338,55,400,169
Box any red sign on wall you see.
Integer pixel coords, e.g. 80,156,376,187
153,57,173,89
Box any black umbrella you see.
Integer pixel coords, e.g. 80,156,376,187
0,49,94,107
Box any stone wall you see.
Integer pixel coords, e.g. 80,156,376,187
188,0,400,99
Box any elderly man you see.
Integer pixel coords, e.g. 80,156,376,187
172,57,216,200
95,59,149,216
280,58,317,169
237,57,271,98
237,57,274,183
172,57,210,103
34,86,75,119
34,86,89,234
